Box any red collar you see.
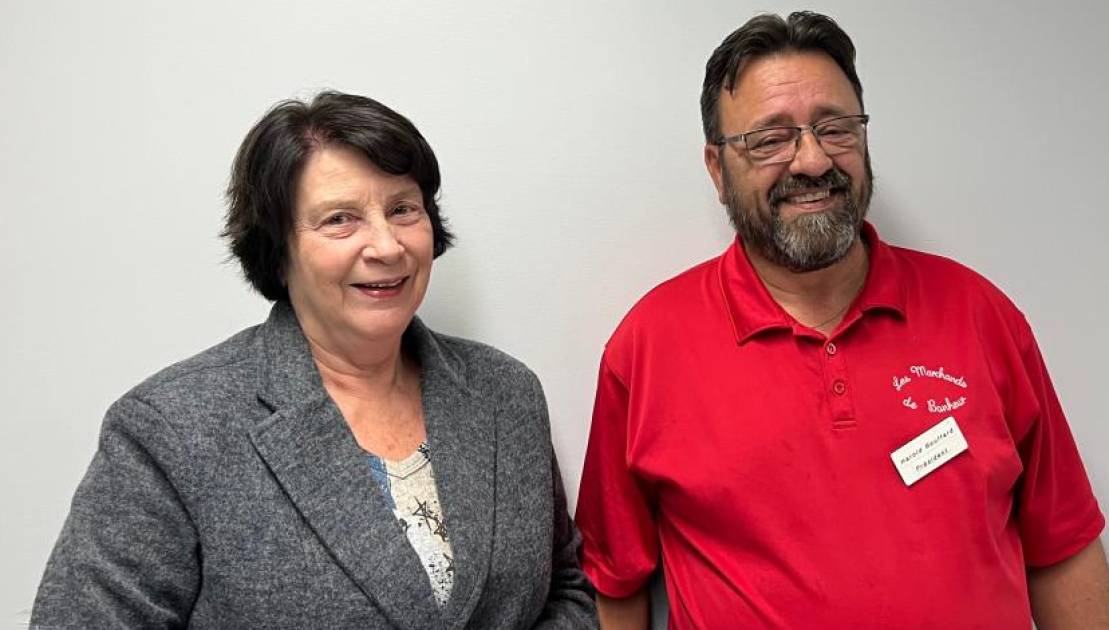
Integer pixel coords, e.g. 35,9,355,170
718,221,907,344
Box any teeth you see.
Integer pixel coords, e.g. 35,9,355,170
359,279,403,288
790,190,831,203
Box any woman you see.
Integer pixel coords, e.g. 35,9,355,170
31,91,597,629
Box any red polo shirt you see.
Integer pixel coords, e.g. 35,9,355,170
577,223,1104,629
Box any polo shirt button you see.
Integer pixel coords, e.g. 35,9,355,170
826,342,838,356
832,380,846,395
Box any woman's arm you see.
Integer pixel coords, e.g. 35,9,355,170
516,366,597,628
532,451,599,628
32,395,200,629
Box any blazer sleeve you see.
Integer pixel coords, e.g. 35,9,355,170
528,378,599,629
31,395,200,629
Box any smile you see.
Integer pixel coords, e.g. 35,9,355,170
353,278,406,289
777,188,843,213
788,190,831,203
351,277,408,296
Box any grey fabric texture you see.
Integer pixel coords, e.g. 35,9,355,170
31,302,597,629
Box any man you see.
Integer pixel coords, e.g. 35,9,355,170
576,11,1109,629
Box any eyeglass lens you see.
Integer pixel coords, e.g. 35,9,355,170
745,117,866,164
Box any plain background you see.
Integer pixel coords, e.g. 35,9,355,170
3,1,1107,627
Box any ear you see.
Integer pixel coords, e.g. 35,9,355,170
704,143,728,205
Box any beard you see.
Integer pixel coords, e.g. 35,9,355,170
723,158,873,272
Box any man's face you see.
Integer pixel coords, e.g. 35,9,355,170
704,51,872,272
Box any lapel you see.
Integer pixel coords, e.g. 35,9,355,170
405,320,497,628
246,302,497,629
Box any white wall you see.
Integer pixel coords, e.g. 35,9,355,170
2,1,1106,626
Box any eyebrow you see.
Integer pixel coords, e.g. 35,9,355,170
302,198,360,222
748,105,854,130
306,185,423,217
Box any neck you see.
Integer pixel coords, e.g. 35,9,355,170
300,325,413,400
746,236,870,334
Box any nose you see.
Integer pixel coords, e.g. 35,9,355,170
360,219,405,264
788,129,834,177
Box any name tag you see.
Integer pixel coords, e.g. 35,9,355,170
890,416,968,486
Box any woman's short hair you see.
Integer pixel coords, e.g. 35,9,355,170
224,91,455,302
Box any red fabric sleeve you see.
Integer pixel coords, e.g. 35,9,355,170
576,355,660,597
1013,329,1105,567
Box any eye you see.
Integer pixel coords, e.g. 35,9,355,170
748,130,793,152
390,202,425,223
817,125,850,138
814,119,861,145
316,212,361,235
322,212,356,226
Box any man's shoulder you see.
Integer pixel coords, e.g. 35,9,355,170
624,255,721,323
886,242,1031,336
889,243,1016,303
603,253,725,358
887,242,979,277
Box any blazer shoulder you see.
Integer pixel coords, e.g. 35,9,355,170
427,329,542,396
123,324,263,410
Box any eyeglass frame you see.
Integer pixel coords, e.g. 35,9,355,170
712,114,870,165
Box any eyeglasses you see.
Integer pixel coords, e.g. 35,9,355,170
714,114,870,165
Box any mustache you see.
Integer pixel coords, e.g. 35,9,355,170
769,169,852,205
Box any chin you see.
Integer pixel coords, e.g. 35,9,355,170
347,310,417,341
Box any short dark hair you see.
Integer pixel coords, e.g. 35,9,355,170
224,91,455,301
700,11,864,142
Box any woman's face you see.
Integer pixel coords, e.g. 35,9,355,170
285,144,434,350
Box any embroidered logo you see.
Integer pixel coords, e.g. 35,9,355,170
908,365,967,389
890,364,969,414
927,396,966,413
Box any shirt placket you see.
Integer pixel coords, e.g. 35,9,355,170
822,338,856,430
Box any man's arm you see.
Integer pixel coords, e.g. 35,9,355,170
578,356,660,628
597,589,650,630
1028,538,1109,630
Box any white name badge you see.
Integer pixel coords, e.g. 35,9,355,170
890,416,968,486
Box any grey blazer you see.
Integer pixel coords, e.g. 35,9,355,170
32,302,597,629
